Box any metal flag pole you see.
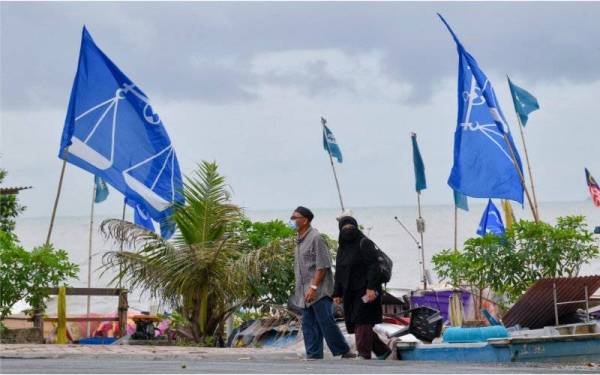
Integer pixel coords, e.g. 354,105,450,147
321,117,345,212
416,192,427,290
393,216,425,288
85,178,97,337
46,149,69,246
507,76,540,219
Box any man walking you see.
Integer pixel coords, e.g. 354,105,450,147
289,206,356,360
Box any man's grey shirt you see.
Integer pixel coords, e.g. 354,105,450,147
292,227,334,308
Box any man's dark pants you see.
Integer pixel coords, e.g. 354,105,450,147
301,296,350,359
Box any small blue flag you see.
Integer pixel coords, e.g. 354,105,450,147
60,26,184,224
125,198,155,233
508,77,539,126
322,117,343,163
453,190,469,211
477,199,505,236
94,175,109,203
438,14,525,204
411,133,427,192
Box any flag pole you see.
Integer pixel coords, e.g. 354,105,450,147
416,191,427,290
85,178,96,337
508,76,540,218
454,204,458,251
501,132,539,222
321,117,345,212
46,149,69,246
118,201,126,289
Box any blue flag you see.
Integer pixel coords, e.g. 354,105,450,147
411,133,427,192
438,14,525,204
453,190,469,211
322,117,343,163
94,175,109,203
125,198,155,233
59,27,184,223
508,77,539,126
477,199,505,236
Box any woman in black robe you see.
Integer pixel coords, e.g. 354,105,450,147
332,216,390,359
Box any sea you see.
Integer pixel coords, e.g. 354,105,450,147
12,201,600,315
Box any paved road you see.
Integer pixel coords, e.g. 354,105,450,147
2,357,600,374
1,345,599,374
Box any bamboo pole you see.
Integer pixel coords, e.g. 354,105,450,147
454,205,458,251
46,151,69,246
321,117,345,212
85,178,96,337
501,132,539,222
118,201,126,289
508,76,540,219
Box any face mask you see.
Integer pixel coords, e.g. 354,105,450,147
288,220,298,231
340,227,359,242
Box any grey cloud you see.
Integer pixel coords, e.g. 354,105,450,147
1,1,600,110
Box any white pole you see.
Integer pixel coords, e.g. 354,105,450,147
85,178,96,337
416,192,427,290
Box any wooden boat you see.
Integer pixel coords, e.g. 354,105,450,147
395,322,600,363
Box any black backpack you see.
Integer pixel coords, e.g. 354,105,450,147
360,237,393,284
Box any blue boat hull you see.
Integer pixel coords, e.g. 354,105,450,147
397,333,600,363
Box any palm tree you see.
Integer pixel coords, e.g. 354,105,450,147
101,161,267,343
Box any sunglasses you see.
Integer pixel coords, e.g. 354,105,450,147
290,215,304,220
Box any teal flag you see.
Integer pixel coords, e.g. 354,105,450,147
94,176,109,203
411,133,427,192
508,77,539,126
453,190,469,211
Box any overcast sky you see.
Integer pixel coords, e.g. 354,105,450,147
1,1,599,218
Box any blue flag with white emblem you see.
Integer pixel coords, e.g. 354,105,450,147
438,14,524,204
477,199,505,236
60,27,184,224
322,117,343,163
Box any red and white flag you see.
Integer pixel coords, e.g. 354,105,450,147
585,168,600,207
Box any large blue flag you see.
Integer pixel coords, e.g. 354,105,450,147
477,199,505,236
94,175,109,203
322,117,343,163
411,133,427,192
508,77,539,126
60,27,184,223
438,14,525,204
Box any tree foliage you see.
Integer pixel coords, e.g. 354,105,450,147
0,169,26,234
0,231,79,320
432,216,599,306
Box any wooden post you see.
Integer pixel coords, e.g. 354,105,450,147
86,178,96,337
117,290,128,338
56,286,67,344
46,151,69,246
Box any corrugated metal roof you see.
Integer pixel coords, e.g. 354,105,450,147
502,275,600,329
0,186,31,195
